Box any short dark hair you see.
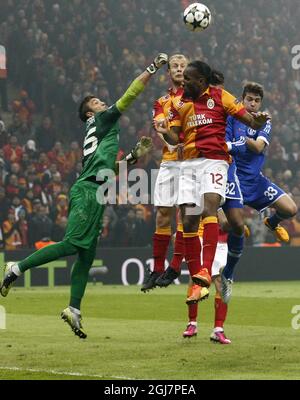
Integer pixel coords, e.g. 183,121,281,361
78,95,96,122
242,82,264,100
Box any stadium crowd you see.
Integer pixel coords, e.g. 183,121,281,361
0,0,300,249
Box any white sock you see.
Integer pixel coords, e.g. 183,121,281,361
214,327,224,333
69,306,81,315
189,321,197,327
12,263,22,277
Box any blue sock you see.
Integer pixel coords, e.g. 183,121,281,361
267,213,286,230
223,233,244,280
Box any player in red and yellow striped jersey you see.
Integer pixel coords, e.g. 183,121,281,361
141,54,188,292
155,60,271,301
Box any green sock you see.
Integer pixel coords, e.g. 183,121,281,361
70,246,96,311
18,241,78,273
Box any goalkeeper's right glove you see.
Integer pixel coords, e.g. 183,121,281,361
146,53,169,74
226,136,247,156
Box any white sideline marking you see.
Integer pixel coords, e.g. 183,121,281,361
0,366,134,380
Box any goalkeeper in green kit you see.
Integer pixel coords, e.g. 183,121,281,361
0,53,168,339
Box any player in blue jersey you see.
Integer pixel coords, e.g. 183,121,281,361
221,82,297,302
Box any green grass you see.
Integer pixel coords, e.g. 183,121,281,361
1,282,300,380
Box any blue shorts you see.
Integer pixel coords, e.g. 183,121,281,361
239,173,286,212
223,163,243,211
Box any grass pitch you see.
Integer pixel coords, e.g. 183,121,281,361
0,282,300,380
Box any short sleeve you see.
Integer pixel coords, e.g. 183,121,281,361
222,90,247,118
153,100,165,122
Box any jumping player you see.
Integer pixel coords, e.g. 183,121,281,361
0,54,169,339
141,54,188,292
221,82,297,302
155,61,271,303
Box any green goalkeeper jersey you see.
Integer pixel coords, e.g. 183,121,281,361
77,78,145,185
77,104,121,184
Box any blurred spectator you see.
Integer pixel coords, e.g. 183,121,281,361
3,135,23,163
11,90,35,126
99,215,115,247
52,216,67,242
35,116,57,152
2,211,22,250
50,193,68,224
289,213,300,247
0,117,8,147
0,186,9,223
0,44,8,112
15,208,28,247
28,205,53,247
0,156,8,185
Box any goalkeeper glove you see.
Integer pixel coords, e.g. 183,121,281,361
146,53,169,75
226,136,247,155
124,136,153,165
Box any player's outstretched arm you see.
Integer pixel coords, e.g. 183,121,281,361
116,54,168,114
238,111,271,131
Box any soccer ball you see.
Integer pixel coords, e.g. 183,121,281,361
183,3,212,32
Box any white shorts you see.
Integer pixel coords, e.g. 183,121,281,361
200,238,228,277
177,158,229,212
154,161,181,207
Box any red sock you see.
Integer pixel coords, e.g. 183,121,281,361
184,235,201,276
214,296,228,329
187,284,198,322
153,232,171,274
202,218,219,276
170,231,184,273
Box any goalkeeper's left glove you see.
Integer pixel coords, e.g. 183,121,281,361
146,53,169,75
226,136,247,156
124,136,153,165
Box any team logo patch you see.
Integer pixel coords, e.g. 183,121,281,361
247,127,256,136
168,110,174,120
207,98,215,109
177,101,184,109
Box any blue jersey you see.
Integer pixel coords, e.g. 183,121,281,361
226,116,286,211
226,116,272,183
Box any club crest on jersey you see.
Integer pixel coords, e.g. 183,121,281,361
177,100,184,109
207,98,215,110
168,110,174,120
247,127,257,136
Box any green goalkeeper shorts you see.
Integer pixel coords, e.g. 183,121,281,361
64,180,105,249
